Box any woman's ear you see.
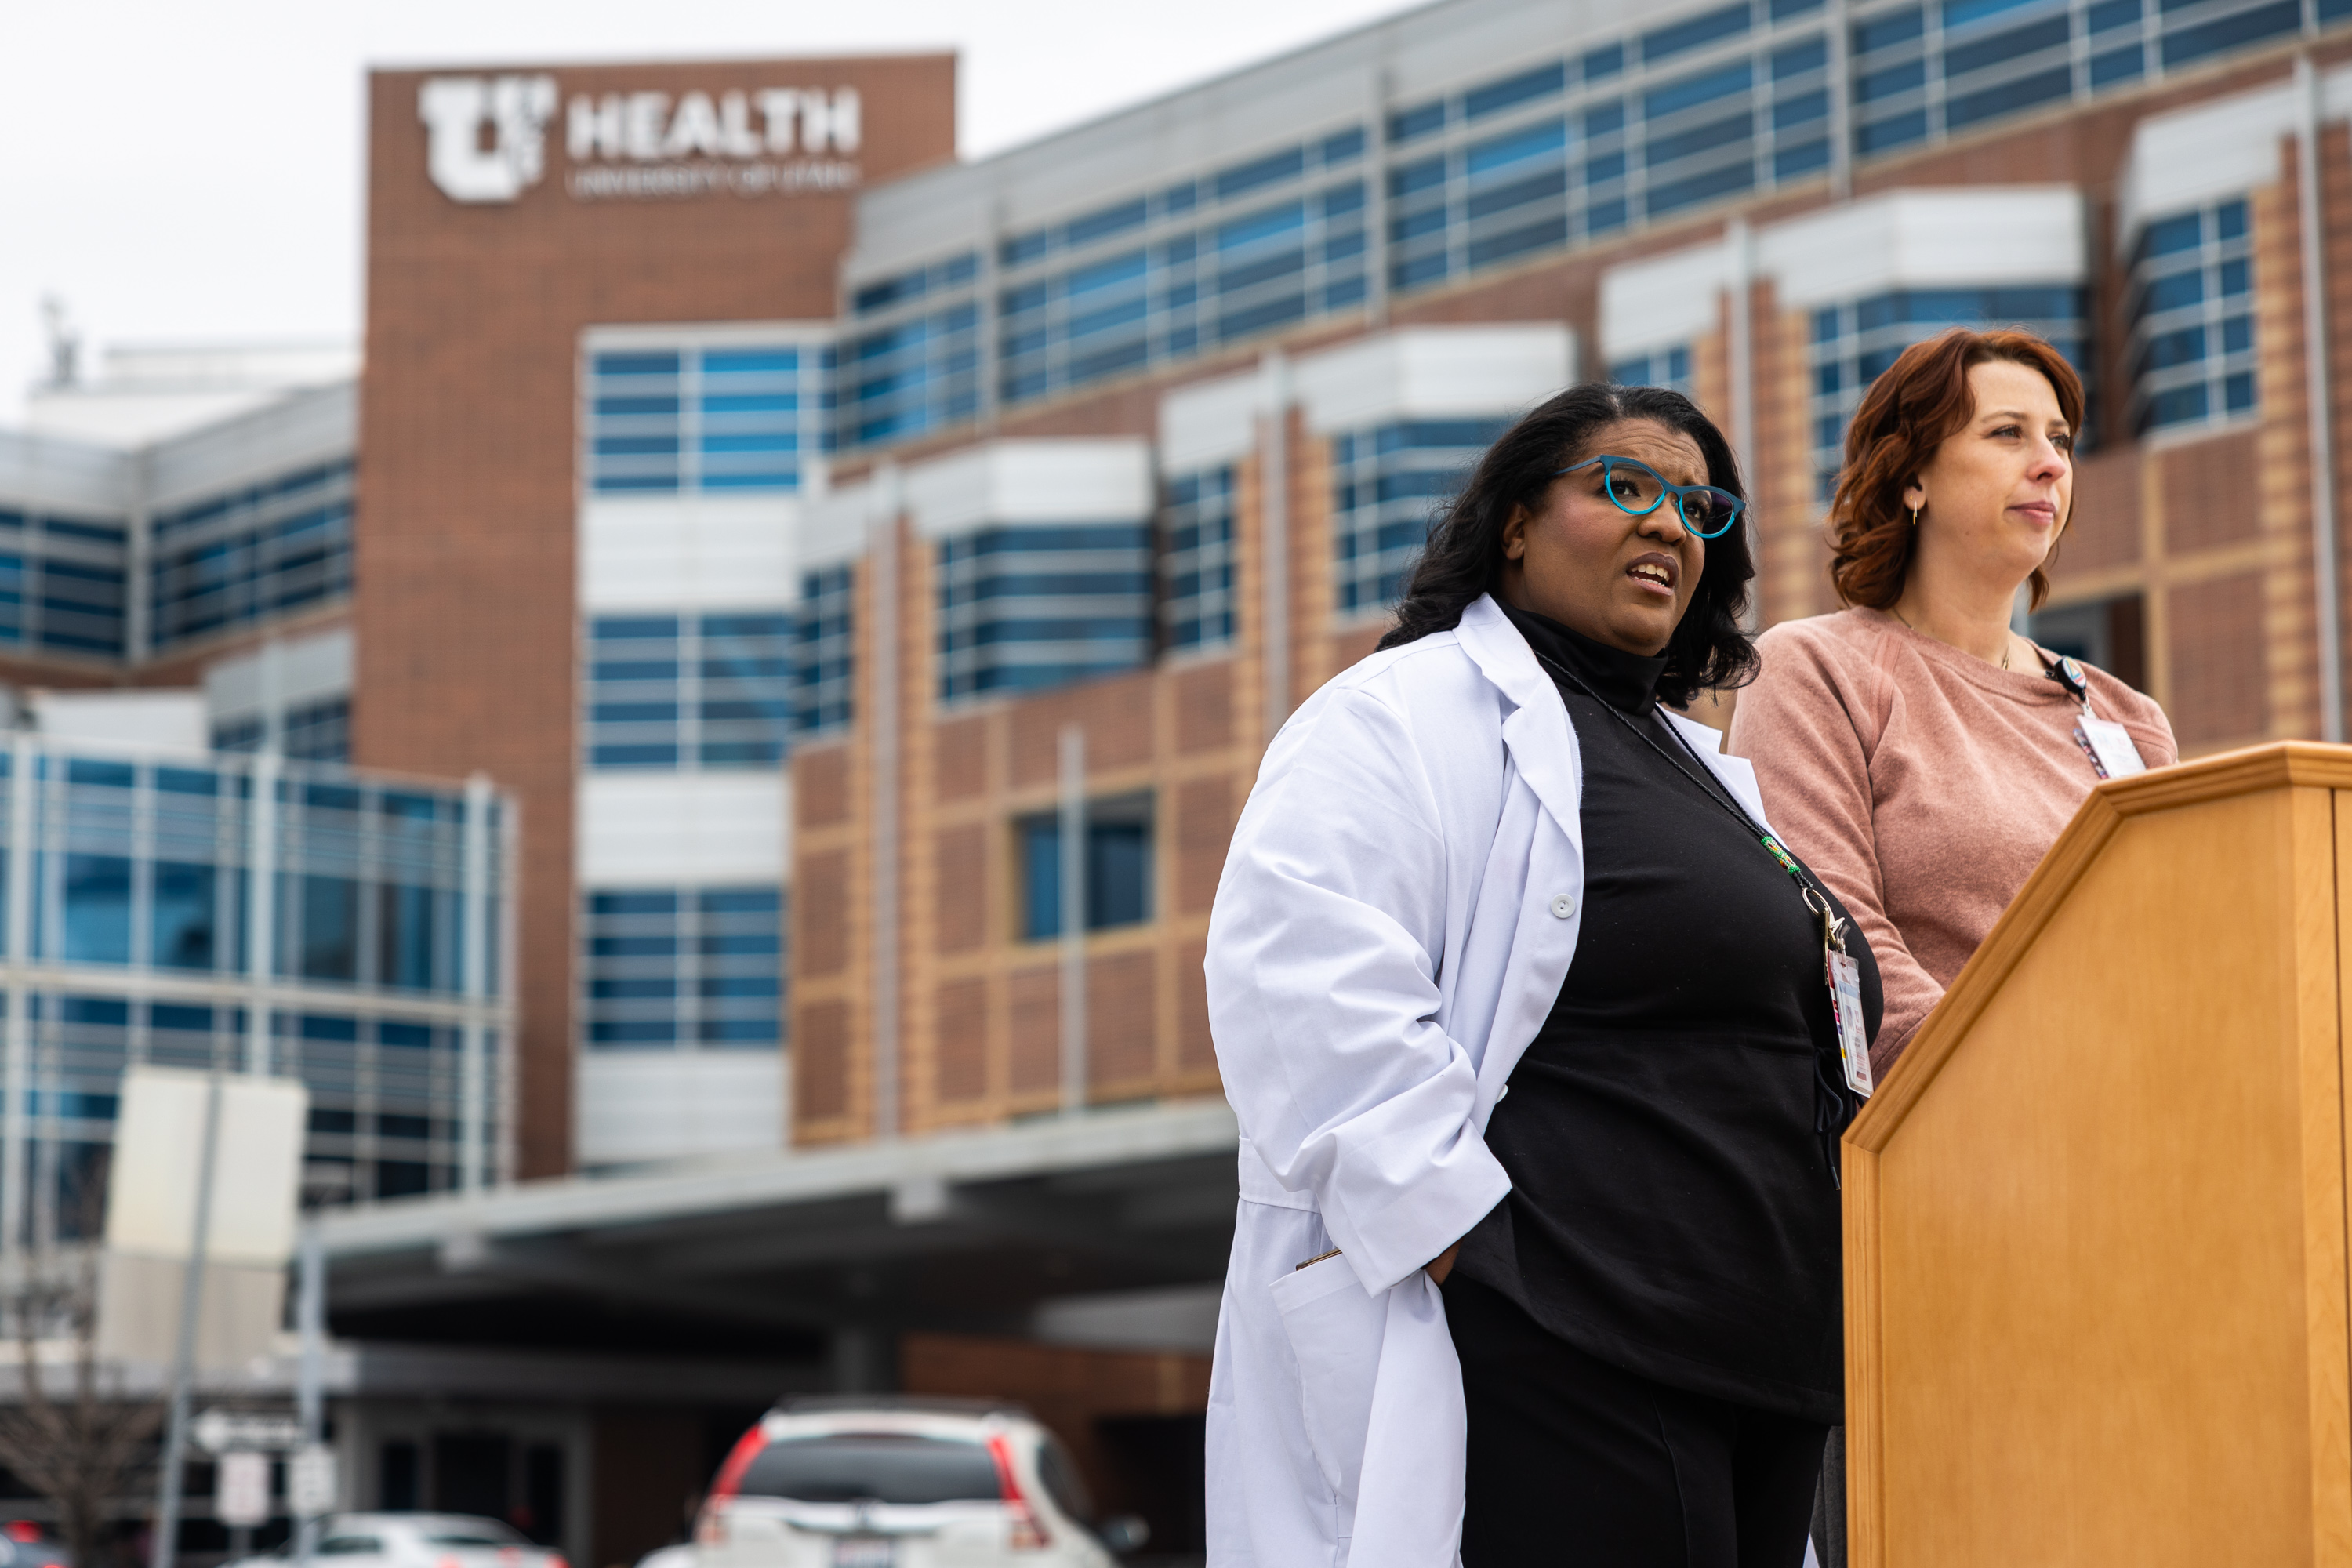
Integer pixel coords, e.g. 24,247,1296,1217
1900,477,1927,512
1501,503,1531,562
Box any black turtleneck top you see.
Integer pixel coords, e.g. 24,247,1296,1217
1450,601,1882,1425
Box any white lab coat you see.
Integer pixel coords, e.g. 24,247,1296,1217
1202,593,1780,1568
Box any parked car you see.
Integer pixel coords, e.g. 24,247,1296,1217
695,1398,1148,1567
0,1523,69,1568
633,1547,695,1568
226,1513,567,1568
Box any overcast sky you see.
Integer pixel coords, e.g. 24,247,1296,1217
1,0,1414,425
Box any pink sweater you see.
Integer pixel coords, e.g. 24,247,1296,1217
1726,608,2178,1075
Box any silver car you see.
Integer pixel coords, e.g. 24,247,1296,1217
693,1398,1147,1568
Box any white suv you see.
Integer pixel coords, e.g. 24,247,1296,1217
693,1398,1148,1568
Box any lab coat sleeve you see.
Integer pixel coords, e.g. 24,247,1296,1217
1728,623,1941,1073
1206,682,1511,1297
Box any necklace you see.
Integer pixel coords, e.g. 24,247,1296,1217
1891,604,2012,670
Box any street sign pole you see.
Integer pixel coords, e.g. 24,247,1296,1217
148,1070,224,1568
296,1225,327,1563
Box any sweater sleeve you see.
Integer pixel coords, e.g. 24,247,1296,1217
1728,626,1945,1073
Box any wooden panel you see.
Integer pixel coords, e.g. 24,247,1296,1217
1847,744,2352,1566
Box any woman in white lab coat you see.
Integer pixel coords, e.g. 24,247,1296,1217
1203,382,1881,1566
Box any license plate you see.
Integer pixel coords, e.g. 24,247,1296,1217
831,1541,895,1568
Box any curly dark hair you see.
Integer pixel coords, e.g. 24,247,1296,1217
1377,381,1759,706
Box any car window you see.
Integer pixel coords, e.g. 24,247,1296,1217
736,1435,1004,1506
419,1537,517,1551
1034,1436,1094,1525
317,1540,383,1556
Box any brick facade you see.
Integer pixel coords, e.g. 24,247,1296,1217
357,56,954,1174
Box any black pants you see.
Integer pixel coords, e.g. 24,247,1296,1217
1445,1274,1828,1567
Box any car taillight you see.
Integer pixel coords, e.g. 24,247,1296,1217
709,1424,768,1502
546,1555,568,1568
985,1432,1050,1552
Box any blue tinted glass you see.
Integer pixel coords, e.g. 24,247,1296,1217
1582,42,1626,78
299,875,359,981
1644,2,1752,62
1065,200,1148,248
2160,0,2299,67
1773,36,1830,76
1943,63,2071,129
1853,7,1925,49
63,855,132,964
2090,43,2146,85
1463,63,1566,120
1944,15,2070,78
1646,60,1752,119
381,884,438,991
1087,821,1151,929
2089,0,2141,26
2216,199,2248,239
1772,0,1827,14
2224,371,2256,411
1321,127,1367,163
702,349,797,375
2222,314,2255,353
594,353,679,376
1467,120,1567,176
1022,819,1062,939
1216,147,1306,201
152,862,216,971
1388,101,1446,143
1943,0,2044,26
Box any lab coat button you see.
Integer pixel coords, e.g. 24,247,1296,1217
1549,894,1575,919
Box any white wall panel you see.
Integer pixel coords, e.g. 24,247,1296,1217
579,495,800,612
906,439,1156,539
1159,368,1265,473
1294,325,1576,434
576,771,789,886
1601,242,1734,361
1758,187,2086,310
575,1050,784,1167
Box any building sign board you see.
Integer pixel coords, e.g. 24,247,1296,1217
420,74,863,205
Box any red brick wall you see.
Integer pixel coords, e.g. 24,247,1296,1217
355,56,955,1173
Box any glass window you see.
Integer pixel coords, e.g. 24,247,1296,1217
2128,197,2258,437
1162,467,1237,654
794,565,855,739
586,339,829,492
151,461,351,657
1643,2,1753,63
582,884,783,1048
1018,794,1155,940
62,855,132,965
584,612,793,771
1331,419,1512,616
739,1437,1003,1505
936,524,1155,702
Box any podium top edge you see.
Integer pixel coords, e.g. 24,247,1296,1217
2101,740,2352,814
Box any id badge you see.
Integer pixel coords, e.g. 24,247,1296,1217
1827,950,1872,1098
2074,716,2147,780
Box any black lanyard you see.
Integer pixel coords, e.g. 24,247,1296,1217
1530,648,1857,1178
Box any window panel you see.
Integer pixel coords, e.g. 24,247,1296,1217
1018,796,1155,940
2129,196,2259,436
584,612,795,769
582,885,784,1048
1331,418,1511,615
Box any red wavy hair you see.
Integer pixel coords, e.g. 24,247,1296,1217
1827,327,2084,612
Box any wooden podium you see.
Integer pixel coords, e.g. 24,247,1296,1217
1845,742,2352,1566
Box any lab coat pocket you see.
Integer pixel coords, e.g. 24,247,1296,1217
1269,1253,1385,1506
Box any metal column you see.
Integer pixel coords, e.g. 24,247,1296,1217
245,752,280,1076
2299,52,2344,742
1058,726,1087,1116
1,735,33,1268
1259,352,1293,743
459,773,492,1192
869,465,902,1141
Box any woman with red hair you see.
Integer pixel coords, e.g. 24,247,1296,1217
1729,328,2176,1083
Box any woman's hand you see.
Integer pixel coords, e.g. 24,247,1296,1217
1425,1242,1463,1284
